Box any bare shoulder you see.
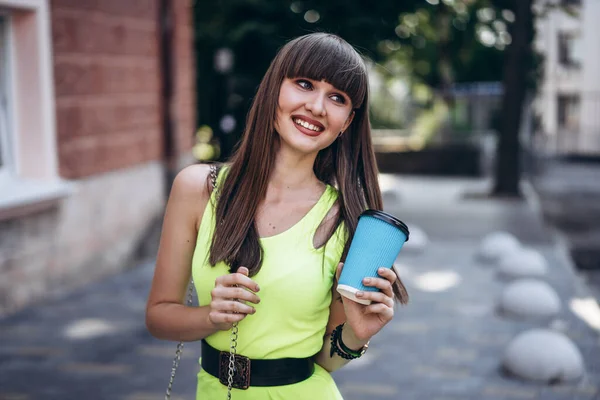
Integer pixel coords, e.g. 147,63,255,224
166,164,214,232
171,163,212,201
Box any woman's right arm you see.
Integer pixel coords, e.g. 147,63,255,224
145,165,260,342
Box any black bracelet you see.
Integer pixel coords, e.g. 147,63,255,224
330,324,354,360
329,323,366,360
337,326,365,358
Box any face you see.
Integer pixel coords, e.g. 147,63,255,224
274,77,355,156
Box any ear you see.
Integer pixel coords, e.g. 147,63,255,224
341,110,355,133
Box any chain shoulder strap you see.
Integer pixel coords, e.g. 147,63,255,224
164,280,195,400
165,164,239,400
212,164,240,399
165,164,218,399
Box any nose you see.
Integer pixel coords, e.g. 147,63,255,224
305,92,326,116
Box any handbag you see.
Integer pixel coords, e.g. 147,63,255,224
165,164,240,400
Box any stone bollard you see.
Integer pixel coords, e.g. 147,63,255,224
497,247,548,281
477,231,520,264
498,279,561,320
502,329,584,383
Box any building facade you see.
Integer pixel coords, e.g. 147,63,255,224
535,0,600,155
0,0,195,315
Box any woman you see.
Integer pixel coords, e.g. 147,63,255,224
146,32,408,399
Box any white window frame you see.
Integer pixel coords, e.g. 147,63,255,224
0,0,73,221
0,14,13,184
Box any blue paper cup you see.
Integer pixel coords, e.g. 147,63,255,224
337,210,410,305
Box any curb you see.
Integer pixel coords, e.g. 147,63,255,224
521,179,595,297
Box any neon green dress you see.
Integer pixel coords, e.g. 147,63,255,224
191,169,347,400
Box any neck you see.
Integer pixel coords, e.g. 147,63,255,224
268,146,320,196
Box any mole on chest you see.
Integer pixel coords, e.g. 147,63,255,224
257,207,310,236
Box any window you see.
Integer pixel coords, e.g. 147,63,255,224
558,95,580,131
558,32,582,68
0,15,11,181
0,0,72,221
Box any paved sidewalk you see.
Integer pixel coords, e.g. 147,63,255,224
1,174,600,400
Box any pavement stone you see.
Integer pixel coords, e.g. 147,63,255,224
0,174,599,399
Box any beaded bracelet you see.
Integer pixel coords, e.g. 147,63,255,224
329,323,368,360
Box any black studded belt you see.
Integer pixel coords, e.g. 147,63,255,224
201,339,315,389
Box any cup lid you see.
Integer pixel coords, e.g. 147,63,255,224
360,209,410,241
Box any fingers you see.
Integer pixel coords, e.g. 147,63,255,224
355,267,396,311
216,268,260,292
211,286,260,304
208,309,246,326
213,267,260,303
362,268,394,298
363,302,394,319
212,300,256,315
209,266,261,330
356,289,394,308
376,267,398,285
208,295,256,328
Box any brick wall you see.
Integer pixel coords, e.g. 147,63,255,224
172,1,195,155
0,1,196,316
51,0,195,179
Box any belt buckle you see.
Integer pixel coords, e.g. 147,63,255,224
218,351,251,390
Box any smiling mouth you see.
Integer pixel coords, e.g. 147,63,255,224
293,118,324,132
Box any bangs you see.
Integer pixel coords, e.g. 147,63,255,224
280,34,368,109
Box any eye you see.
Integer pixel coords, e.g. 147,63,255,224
296,79,313,90
330,94,346,104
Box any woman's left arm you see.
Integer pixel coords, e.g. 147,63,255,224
314,262,397,372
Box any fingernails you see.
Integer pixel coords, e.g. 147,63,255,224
363,278,371,284
378,268,385,273
356,291,364,297
255,285,260,292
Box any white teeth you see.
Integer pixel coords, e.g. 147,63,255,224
293,118,322,132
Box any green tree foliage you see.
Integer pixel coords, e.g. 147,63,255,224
193,0,427,158
193,0,537,170
387,0,507,91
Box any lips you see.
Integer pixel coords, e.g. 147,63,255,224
291,115,325,137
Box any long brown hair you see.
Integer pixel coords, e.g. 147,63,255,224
209,33,408,304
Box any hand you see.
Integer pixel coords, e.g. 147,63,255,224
336,263,396,342
208,267,260,331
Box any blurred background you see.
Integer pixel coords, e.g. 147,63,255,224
1,0,599,399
